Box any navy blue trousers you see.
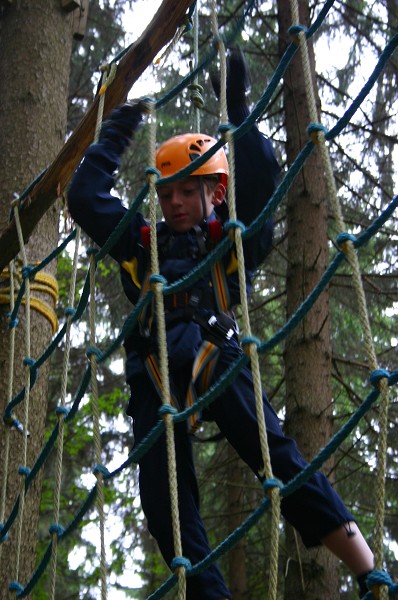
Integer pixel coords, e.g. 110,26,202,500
128,340,353,600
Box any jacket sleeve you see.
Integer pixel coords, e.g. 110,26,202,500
230,104,280,271
67,138,146,264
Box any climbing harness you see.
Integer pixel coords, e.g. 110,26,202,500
132,217,239,433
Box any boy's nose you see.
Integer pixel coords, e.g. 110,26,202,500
170,191,183,205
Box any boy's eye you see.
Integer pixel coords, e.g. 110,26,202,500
158,191,171,201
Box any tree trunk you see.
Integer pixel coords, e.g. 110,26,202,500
276,1,340,598
0,1,73,596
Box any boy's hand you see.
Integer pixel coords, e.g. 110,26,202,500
98,101,145,148
210,46,250,119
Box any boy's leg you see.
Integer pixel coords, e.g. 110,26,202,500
321,522,374,573
206,342,356,548
129,373,232,600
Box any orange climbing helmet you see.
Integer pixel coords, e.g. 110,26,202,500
156,133,229,185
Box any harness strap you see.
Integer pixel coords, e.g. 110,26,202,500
135,223,234,434
144,353,181,412
186,340,220,432
144,342,221,434
137,272,152,337
211,259,231,313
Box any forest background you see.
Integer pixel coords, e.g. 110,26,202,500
0,0,397,599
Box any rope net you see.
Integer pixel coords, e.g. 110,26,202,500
0,1,398,598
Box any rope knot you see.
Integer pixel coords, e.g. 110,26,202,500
86,346,102,360
366,569,394,598
21,265,34,280
3,414,25,434
224,219,246,240
218,123,235,141
86,246,98,257
158,405,178,419
9,581,24,594
241,336,261,357
289,24,308,45
336,232,357,253
18,466,31,477
145,166,161,184
23,357,35,367
149,274,167,289
49,523,65,538
307,122,328,144
9,317,19,329
23,357,38,384
56,405,70,418
64,306,76,318
93,463,110,478
262,477,283,499
182,16,193,34
171,556,192,572
369,369,390,390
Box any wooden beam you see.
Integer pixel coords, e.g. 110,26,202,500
0,0,194,271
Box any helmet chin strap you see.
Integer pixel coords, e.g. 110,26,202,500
199,176,208,229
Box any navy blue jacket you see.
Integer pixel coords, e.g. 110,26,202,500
68,106,280,383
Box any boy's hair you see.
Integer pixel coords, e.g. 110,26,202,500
200,174,221,192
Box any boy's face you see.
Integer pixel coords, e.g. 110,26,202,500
157,177,223,233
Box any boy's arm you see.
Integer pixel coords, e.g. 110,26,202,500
213,48,280,268
67,103,146,263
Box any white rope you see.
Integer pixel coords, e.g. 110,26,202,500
147,101,186,599
191,1,201,132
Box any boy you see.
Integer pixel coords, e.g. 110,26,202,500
68,51,374,599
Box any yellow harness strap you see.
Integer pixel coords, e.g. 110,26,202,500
185,340,220,432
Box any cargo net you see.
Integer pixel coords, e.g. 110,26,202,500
0,1,397,598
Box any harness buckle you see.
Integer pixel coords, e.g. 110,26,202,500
194,312,238,347
207,315,235,341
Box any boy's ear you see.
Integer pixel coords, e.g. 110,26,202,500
212,182,226,206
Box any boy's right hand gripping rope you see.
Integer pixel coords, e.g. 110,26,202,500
98,101,145,151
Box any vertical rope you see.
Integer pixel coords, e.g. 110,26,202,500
210,4,281,598
11,201,32,584
88,249,107,600
83,63,119,600
48,227,81,600
190,1,202,132
210,3,227,126
290,1,389,595
147,102,186,599
319,133,389,584
0,261,17,566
